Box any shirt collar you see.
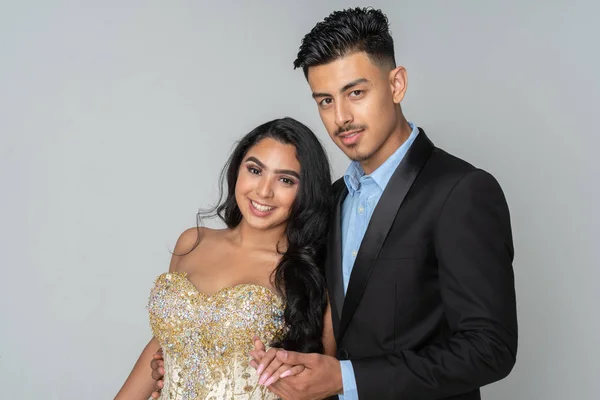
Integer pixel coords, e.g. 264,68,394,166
343,122,419,196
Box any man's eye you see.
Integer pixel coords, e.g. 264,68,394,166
319,98,332,106
350,90,363,97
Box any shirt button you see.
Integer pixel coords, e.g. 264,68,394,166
358,207,365,214
352,250,358,257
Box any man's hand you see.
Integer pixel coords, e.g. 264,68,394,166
150,348,164,399
250,348,304,386
249,337,305,387
263,350,343,400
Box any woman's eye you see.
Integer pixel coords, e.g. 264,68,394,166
247,166,260,175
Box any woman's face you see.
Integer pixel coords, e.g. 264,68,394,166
235,137,301,232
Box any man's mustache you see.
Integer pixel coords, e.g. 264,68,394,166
336,124,367,137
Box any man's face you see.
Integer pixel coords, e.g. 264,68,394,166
307,52,406,173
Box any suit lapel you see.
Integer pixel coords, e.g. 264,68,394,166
325,179,348,338
337,129,434,340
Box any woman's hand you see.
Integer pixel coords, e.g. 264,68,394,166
249,337,305,387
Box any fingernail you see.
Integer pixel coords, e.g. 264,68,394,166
280,370,291,378
279,350,288,359
264,377,275,387
256,365,265,375
258,373,269,385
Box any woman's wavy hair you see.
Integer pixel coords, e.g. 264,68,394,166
194,117,332,353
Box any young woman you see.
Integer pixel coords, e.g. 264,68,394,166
116,117,335,399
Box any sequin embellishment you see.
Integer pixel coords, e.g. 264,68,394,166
148,272,286,399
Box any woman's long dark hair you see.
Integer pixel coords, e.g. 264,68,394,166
194,117,332,353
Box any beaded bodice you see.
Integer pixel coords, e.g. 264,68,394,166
148,272,286,400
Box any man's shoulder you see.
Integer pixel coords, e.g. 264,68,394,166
415,128,502,188
422,145,505,196
328,149,481,191
416,127,477,175
428,146,477,175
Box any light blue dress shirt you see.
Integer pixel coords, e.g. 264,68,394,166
338,122,419,400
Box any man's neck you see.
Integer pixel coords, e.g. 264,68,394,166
360,120,412,175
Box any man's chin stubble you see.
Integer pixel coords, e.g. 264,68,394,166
345,147,372,162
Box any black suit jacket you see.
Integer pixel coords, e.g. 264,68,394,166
326,129,518,399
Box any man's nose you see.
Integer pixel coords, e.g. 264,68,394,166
334,101,353,128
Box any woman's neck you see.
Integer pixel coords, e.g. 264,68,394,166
230,221,288,253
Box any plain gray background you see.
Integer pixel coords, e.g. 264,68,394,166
1,0,598,399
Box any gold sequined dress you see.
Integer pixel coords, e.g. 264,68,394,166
148,272,286,400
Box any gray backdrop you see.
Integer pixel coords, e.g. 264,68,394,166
1,1,598,399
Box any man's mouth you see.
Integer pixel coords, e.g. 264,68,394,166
338,129,364,145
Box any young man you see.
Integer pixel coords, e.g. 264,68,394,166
152,7,518,399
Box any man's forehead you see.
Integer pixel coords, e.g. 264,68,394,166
306,53,380,89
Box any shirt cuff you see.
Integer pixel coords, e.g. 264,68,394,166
338,360,359,400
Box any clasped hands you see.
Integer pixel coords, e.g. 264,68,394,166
150,337,343,400
249,337,343,400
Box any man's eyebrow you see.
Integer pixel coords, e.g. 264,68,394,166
311,78,369,98
340,78,369,93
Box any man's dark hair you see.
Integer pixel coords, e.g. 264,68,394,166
294,7,396,78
